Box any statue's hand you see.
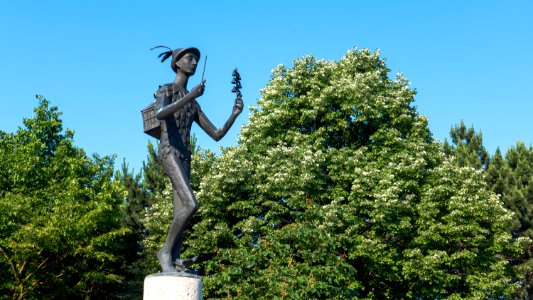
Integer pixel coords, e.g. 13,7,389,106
233,97,243,115
190,80,206,98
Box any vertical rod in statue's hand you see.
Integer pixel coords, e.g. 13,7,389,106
201,55,207,82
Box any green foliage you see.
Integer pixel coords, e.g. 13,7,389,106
180,49,521,298
117,159,150,232
445,122,533,296
443,121,490,170
486,143,533,297
0,96,130,299
114,159,151,299
493,143,533,238
114,139,172,299
142,141,166,196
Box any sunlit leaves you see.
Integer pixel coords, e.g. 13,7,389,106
0,97,129,299
144,49,522,298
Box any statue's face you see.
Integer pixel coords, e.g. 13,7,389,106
175,52,199,75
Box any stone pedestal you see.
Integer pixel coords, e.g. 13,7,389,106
144,272,202,300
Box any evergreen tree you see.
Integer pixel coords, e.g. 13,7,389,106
500,142,533,238
486,143,533,297
113,160,151,299
486,149,509,198
443,120,490,170
142,141,166,196
117,160,149,232
114,140,166,299
180,49,523,298
445,124,533,297
0,96,130,299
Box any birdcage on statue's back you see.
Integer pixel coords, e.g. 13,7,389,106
142,100,161,139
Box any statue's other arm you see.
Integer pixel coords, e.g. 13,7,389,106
155,81,206,120
196,97,243,142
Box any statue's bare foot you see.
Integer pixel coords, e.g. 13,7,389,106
174,256,198,272
157,250,177,273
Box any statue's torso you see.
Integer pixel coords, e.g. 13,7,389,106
156,84,199,161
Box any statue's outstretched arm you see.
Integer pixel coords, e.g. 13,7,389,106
196,97,243,141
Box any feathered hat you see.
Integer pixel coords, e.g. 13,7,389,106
151,46,201,73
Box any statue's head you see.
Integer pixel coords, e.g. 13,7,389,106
151,46,201,74
171,48,201,74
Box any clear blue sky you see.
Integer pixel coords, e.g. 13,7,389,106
1,1,532,172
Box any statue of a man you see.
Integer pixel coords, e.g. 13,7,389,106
150,46,243,272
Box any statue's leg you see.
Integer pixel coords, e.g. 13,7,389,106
171,189,183,261
171,158,190,261
157,154,198,273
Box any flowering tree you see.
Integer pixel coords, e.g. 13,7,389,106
145,49,524,298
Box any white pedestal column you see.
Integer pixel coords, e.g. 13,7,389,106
143,272,202,300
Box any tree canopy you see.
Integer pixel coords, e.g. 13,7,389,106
444,122,533,297
155,49,526,298
487,143,533,296
0,97,130,299
2,49,531,299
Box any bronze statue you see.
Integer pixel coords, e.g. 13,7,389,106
142,46,243,272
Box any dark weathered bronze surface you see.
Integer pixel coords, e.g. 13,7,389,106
143,46,243,273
